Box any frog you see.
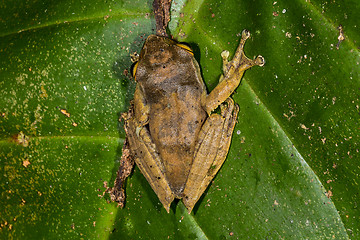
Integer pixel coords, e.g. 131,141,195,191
114,29,264,214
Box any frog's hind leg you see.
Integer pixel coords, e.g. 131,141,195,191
124,109,175,213
182,98,239,213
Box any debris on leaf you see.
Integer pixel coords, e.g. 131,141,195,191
336,25,345,50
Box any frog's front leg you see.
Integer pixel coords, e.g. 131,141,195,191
183,98,239,213
121,86,175,212
203,29,265,114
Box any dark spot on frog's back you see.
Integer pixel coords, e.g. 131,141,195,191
150,48,172,64
144,85,166,103
187,121,196,135
143,74,199,104
187,118,204,135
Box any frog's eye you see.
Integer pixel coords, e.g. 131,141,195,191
176,42,193,55
130,61,139,80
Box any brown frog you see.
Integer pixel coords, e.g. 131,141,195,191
112,30,264,213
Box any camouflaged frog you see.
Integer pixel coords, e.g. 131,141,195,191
111,30,264,213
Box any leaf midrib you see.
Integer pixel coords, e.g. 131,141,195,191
0,10,152,38
0,135,124,144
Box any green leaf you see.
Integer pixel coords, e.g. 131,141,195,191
1,0,359,239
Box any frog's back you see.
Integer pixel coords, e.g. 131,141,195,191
136,35,207,195
147,74,207,196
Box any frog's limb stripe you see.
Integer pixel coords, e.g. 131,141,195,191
134,86,150,126
125,112,175,212
183,98,239,213
131,61,139,79
176,42,194,55
203,29,265,115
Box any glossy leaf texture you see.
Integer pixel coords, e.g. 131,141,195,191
1,0,359,239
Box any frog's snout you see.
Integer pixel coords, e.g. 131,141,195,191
149,48,172,65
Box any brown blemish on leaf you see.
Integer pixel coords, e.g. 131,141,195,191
40,85,48,98
60,109,70,117
14,131,30,147
326,190,333,198
336,25,345,50
300,123,309,130
22,159,30,167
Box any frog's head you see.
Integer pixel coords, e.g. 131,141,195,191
133,35,194,82
143,35,175,66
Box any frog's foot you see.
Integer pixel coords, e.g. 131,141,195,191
182,98,239,213
204,29,264,114
223,29,265,78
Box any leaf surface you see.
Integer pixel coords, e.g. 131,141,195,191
1,0,359,239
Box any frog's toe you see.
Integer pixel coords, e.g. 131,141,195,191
225,97,235,107
255,55,265,67
220,98,236,117
221,50,230,60
242,29,251,40
221,50,231,75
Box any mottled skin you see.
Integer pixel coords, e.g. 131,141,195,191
121,30,264,213
136,36,207,195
